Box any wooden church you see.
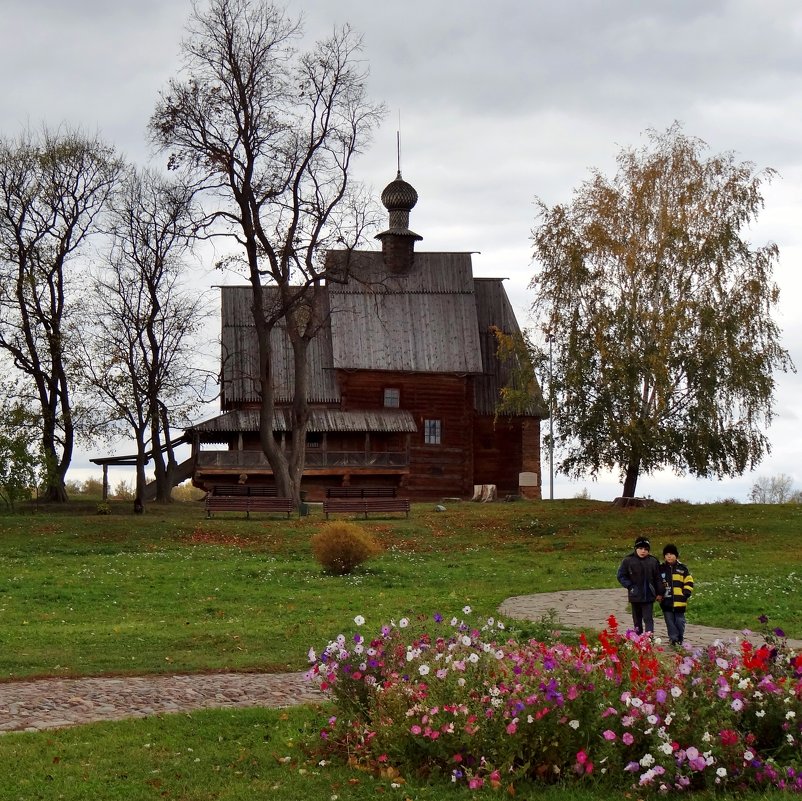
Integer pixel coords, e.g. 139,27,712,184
187,172,547,500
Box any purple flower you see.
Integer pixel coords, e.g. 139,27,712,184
434,612,443,623
758,614,769,624
774,627,786,638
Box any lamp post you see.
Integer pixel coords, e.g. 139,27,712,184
544,328,554,501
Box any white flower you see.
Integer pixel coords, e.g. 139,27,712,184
744,750,754,762
399,617,409,628
630,697,643,708
418,664,430,676
738,678,751,690
468,653,479,663
568,719,580,730
787,710,797,720
463,605,472,614
702,732,712,743
756,709,766,718
670,686,682,698
307,647,316,663
461,635,472,646
660,742,674,755
731,698,744,711
717,767,727,778
495,649,504,659
353,615,365,626
647,714,659,725
639,753,655,767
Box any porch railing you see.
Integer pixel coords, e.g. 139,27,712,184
196,450,408,469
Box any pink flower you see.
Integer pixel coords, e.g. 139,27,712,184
506,722,518,735
622,732,634,745
603,729,617,741
468,777,484,789
410,725,422,735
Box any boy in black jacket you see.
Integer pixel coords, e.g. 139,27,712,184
616,537,665,635
659,543,694,646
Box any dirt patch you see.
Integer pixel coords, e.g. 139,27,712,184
185,527,259,548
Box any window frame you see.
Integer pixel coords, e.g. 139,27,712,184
383,387,401,408
423,418,442,445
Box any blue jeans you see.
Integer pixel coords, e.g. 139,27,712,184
663,608,686,644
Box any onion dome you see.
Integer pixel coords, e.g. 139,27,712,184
381,171,419,212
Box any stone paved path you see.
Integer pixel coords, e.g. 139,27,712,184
2,589,798,735
499,588,802,650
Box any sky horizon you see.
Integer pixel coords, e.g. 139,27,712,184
2,0,800,503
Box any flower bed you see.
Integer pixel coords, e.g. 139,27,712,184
307,610,802,793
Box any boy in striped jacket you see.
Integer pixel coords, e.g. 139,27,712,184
659,543,694,646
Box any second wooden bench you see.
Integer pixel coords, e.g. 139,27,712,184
323,498,410,519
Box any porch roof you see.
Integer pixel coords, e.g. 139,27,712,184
189,408,417,437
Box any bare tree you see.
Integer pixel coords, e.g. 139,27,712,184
150,0,384,503
749,473,796,504
0,127,121,501
77,167,210,506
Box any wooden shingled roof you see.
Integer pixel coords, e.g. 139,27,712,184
328,252,484,374
216,249,543,418
220,287,340,406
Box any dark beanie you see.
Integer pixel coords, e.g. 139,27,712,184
663,543,679,557
634,537,650,549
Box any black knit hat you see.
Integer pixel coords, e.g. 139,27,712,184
634,537,651,550
663,543,679,557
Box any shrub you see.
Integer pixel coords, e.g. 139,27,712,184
95,502,111,515
310,522,381,575
171,481,206,502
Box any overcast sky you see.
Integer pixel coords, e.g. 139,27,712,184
2,0,800,502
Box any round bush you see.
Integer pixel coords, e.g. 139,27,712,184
311,522,381,575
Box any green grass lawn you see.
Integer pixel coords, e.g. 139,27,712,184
1,498,801,680
1,498,801,800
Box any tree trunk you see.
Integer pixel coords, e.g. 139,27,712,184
41,409,69,502
135,450,147,513
622,454,641,498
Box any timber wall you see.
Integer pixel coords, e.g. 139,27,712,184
338,371,475,498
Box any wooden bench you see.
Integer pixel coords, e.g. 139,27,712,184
205,495,295,518
325,486,397,498
323,498,410,519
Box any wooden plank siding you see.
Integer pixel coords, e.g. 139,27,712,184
337,370,475,498
472,415,525,493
